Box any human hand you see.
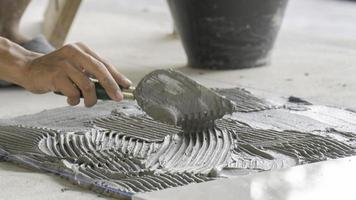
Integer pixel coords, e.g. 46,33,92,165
21,43,131,107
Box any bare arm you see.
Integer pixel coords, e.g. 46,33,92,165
0,37,35,85
0,37,131,107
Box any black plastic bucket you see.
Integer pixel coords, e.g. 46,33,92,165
167,0,289,69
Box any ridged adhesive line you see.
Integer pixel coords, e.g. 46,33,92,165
145,127,234,174
214,88,275,112
92,114,181,142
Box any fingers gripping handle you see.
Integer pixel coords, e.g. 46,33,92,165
54,81,135,100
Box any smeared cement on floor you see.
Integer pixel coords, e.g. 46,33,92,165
1,88,356,199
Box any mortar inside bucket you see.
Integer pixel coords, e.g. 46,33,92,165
167,0,289,69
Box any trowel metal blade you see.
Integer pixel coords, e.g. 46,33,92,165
134,69,235,128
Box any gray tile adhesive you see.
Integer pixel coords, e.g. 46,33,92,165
1,87,356,199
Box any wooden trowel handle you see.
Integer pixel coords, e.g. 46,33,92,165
54,81,135,100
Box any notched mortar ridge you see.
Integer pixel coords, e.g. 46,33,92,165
0,125,213,195
214,87,277,112
91,114,182,142
232,128,356,165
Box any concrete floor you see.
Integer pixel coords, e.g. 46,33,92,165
134,156,356,200
0,0,355,199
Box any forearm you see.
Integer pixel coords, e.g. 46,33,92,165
0,36,39,85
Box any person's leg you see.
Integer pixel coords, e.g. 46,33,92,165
0,0,31,44
0,0,54,55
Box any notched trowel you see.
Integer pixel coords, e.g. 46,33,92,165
56,69,235,128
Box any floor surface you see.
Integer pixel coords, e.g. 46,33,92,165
134,156,356,200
